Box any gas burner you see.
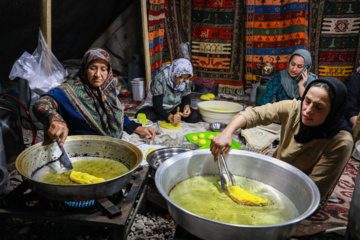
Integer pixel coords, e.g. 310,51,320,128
0,166,149,240
64,200,95,208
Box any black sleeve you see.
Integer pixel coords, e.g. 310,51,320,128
344,73,360,121
153,95,171,120
123,121,141,134
181,94,191,106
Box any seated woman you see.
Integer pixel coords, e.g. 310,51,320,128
135,58,201,125
260,49,317,105
33,48,155,146
344,70,360,128
211,77,353,202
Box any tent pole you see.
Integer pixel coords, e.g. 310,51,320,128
40,0,51,50
140,0,151,87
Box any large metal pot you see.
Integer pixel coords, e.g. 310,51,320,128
155,150,320,240
16,135,142,201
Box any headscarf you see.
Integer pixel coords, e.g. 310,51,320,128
294,77,350,143
162,58,193,91
280,49,318,99
58,48,123,138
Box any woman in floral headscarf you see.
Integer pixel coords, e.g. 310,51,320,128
136,58,201,125
33,48,155,146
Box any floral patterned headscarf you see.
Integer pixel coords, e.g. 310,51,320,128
162,58,193,91
59,48,123,138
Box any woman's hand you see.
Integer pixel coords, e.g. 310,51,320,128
168,114,181,124
210,131,233,161
134,126,156,140
298,69,308,97
48,121,69,146
180,105,191,118
210,114,247,161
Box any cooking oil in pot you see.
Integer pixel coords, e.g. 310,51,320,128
38,158,129,185
169,175,299,226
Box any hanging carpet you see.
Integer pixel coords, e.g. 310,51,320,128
244,0,310,83
309,0,360,81
180,0,245,91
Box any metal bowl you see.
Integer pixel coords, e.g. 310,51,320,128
155,150,320,240
210,122,227,132
178,141,200,150
146,147,191,177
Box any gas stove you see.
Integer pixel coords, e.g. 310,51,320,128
0,166,148,240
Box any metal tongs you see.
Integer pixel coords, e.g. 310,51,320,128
56,138,73,171
217,150,236,192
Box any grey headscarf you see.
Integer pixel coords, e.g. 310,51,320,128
280,49,317,99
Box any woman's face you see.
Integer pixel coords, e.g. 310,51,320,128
301,86,331,127
173,74,190,85
288,55,305,79
87,59,109,88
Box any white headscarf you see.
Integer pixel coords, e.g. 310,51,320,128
162,58,193,91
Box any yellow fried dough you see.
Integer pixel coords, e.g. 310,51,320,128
70,171,105,184
227,183,268,206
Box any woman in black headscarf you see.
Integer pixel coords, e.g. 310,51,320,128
211,77,353,202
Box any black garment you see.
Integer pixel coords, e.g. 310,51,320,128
124,121,141,134
135,93,200,123
294,77,350,143
344,72,360,121
136,104,201,123
345,167,360,240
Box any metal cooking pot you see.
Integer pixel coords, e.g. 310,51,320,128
155,150,320,240
146,147,191,177
15,135,143,201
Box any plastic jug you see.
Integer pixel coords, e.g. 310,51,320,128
137,113,147,125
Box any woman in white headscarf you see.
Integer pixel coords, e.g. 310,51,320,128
136,58,201,124
260,49,318,105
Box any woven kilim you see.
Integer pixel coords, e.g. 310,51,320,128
180,0,245,92
309,0,360,81
148,0,166,79
164,0,181,61
245,0,310,83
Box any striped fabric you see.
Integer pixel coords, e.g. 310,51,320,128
245,0,309,83
148,0,166,79
309,0,360,81
180,0,245,89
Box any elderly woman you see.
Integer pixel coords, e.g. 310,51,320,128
33,48,155,146
260,49,318,105
135,58,201,125
211,77,353,202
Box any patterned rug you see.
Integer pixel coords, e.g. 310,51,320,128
148,0,166,79
309,0,360,81
245,0,310,84
292,157,359,237
180,0,245,88
164,0,181,61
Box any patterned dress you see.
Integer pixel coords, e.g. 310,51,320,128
260,73,292,105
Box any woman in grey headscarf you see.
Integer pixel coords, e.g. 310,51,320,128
136,58,201,124
260,49,317,105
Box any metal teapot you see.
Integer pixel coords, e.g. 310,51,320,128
259,56,275,77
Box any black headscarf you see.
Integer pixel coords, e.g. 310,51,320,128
294,77,351,143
